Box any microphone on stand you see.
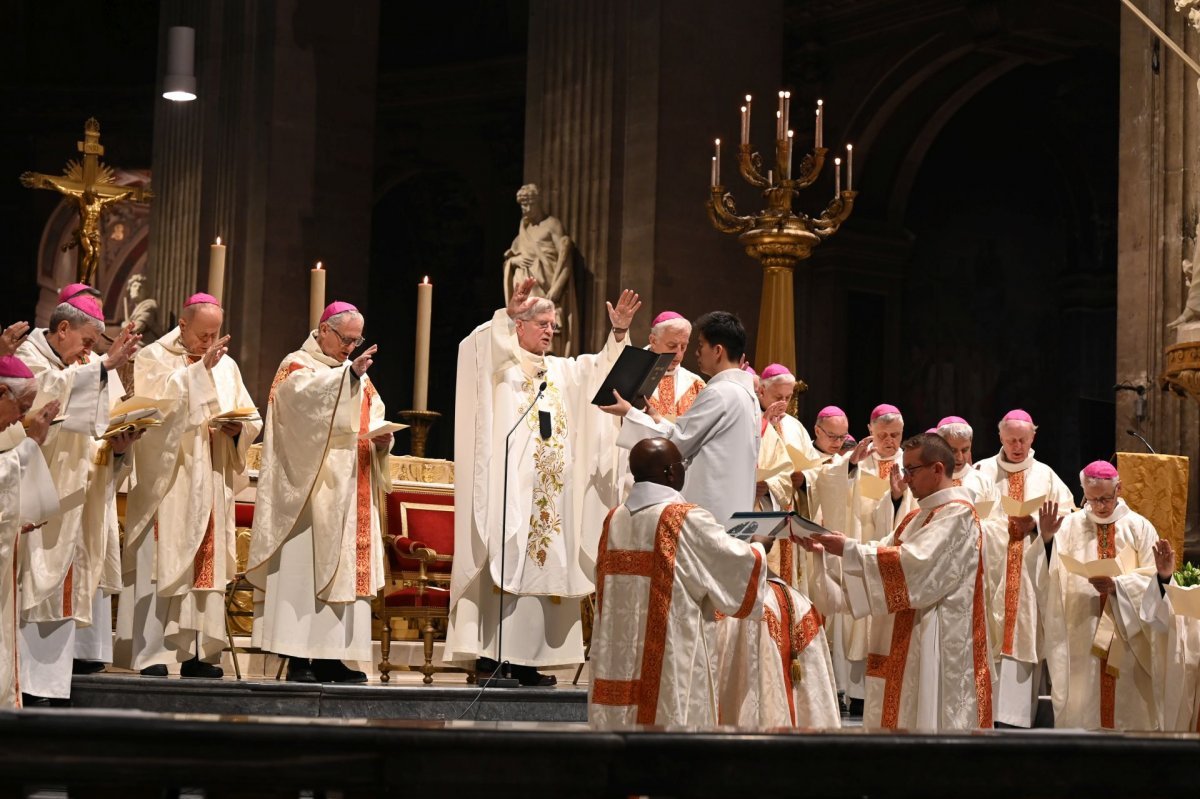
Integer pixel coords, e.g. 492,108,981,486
1126,428,1157,455
483,380,547,689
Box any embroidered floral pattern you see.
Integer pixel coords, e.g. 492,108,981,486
1001,468,1027,655
520,374,567,567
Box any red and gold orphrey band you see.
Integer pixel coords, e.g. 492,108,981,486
354,382,376,596
1096,522,1117,730
1001,468,1027,655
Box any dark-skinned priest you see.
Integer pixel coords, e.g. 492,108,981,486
446,277,640,686
802,432,994,731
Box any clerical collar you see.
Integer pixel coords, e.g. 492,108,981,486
1086,498,1129,526
157,327,188,357
917,484,972,510
997,450,1035,473
302,330,345,368
626,481,685,513
953,464,973,480
28,328,65,369
873,452,898,464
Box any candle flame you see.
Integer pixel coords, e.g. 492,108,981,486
215,236,222,245
817,99,824,107
745,94,752,102
835,157,842,165
315,261,323,270
422,275,429,283
776,111,781,118
847,143,853,151
784,91,791,99
787,130,794,138
715,138,720,146
741,105,747,113
778,90,785,98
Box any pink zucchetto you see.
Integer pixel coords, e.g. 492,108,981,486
817,405,846,419
0,356,33,379
184,292,220,308
760,363,792,381
651,311,685,327
57,283,103,321
926,427,938,434
1082,460,1119,481
937,415,968,428
320,301,358,324
741,364,758,377
870,403,901,421
1002,409,1034,425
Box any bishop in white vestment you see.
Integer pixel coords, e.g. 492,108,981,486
806,432,994,731
935,415,990,500
445,279,637,684
974,409,1073,727
589,438,765,728
1135,539,1200,732
248,302,392,683
117,294,261,676
643,311,704,421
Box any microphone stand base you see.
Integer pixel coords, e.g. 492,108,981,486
477,675,521,689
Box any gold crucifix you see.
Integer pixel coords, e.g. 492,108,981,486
20,117,152,285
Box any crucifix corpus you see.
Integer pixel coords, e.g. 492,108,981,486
20,117,153,285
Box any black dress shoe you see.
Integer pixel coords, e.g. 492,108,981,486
475,656,501,677
180,656,224,679
847,697,864,717
312,658,367,684
20,693,50,707
140,664,169,677
72,659,105,675
286,657,318,683
509,664,557,687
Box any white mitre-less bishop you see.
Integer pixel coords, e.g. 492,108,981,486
1042,461,1158,731
0,356,60,708
642,311,704,422
248,302,390,664
117,294,261,670
445,303,627,670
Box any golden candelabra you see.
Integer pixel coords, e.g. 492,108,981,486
398,409,441,458
706,93,856,371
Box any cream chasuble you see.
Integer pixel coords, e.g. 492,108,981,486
715,577,841,729
446,309,626,668
1043,501,1157,730
116,328,261,667
248,334,389,661
0,437,57,708
588,482,765,729
1136,581,1200,732
815,486,994,730
644,363,705,422
618,368,760,527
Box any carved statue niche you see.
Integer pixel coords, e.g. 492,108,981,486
502,184,579,356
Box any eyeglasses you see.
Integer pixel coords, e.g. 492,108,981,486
902,462,934,480
521,319,558,332
330,329,365,348
1086,494,1117,506
816,425,848,443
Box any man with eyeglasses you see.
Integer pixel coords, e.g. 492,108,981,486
15,283,141,704
974,409,1074,727
248,301,392,684
116,293,261,680
447,277,640,686
1040,460,1158,730
644,311,705,421
802,432,994,730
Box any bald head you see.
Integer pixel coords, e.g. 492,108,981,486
629,437,685,490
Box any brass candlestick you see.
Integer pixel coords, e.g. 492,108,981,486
398,410,441,458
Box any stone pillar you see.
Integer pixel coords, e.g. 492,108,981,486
1117,0,1200,553
524,0,783,353
148,0,379,401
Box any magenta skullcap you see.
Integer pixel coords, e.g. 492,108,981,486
741,364,758,377
925,427,938,434
1082,460,1119,481
651,311,685,327
0,356,33,379
760,363,792,380
871,403,901,421
320,301,358,324
184,292,220,308
1002,409,1034,425
817,405,847,419
843,434,857,445
58,283,103,321
937,415,968,428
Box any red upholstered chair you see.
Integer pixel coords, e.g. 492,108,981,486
377,482,459,684
224,500,284,679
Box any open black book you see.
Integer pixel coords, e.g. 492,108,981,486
723,511,832,541
590,348,677,410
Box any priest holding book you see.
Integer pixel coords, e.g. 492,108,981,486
446,278,639,685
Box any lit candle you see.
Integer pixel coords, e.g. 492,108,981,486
768,168,774,185
782,91,791,139
777,91,785,138
787,130,794,178
309,261,326,331
208,236,226,305
744,94,752,143
714,138,721,185
816,100,824,149
711,156,717,187
414,276,432,411
834,157,842,196
847,143,854,191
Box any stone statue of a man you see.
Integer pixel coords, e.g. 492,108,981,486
1169,218,1200,331
122,272,161,344
503,184,578,355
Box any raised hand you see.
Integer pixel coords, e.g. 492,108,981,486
849,435,874,466
506,277,539,319
1038,500,1063,542
203,335,231,369
102,322,141,371
25,400,60,446
765,399,787,425
0,321,30,356
1153,538,1175,580
606,289,642,331
351,344,378,377
889,464,906,500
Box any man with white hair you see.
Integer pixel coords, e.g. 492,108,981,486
975,409,1074,727
935,415,989,500
1041,461,1158,730
0,355,59,707
117,293,261,678
15,284,140,703
447,278,639,685
644,311,705,421
249,301,392,683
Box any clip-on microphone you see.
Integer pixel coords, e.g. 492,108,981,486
481,380,548,688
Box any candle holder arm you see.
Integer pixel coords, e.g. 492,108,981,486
737,144,771,189
706,187,755,234
812,191,856,239
791,148,828,191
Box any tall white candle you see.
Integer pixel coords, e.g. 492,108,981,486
711,156,717,187
847,143,854,191
714,138,721,185
744,94,752,143
786,130,794,178
782,91,791,139
816,100,824,148
414,276,432,411
208,237,226,305
740,106,748,145
777,91,785,138
309,261,326,331
834,157,842,195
